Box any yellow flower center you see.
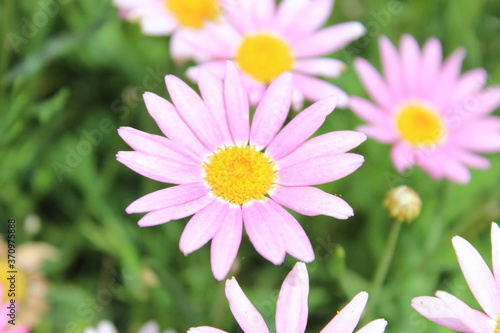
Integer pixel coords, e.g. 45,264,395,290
236,33,294,83
395,102,445,146
165,0,220,28
0,261,27,303
203,146,277,205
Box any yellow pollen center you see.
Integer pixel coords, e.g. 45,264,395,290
236,34,294,83
203,146,277,205
166,0,220,28
0,261,27,303
396,102,445,146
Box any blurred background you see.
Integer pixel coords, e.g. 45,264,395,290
1,0,500,332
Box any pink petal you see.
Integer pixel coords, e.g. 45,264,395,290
379,36,404,101
271,185,353,219
436,291,495,332
225,1,257,32
411,296,472,332
448,149,490,169
242,201,286,265
349,97,391,125
429,48,466,110
177,24,235,58
320,292,368,333
188,327,227,333
116,151,202,184
294,58,346,78
277,153,364,186
252,0,275,30
436,152,471,184
492,223,500,287
275,0,309,34
211,206,243,281
224,62,250,144
275,262,309,333
451,118,500,153
143,92,209,158
293,22,366,57
140,12,177,36
225,278,270,333
166,75,224,150
266,95,337,160
419,38,443,100
179,200,228,255
137,195,214,227
285,0,334,38
390,142,415,172
198,68,233,145
250,72,292,149
452,235,500,317
126,183,209,213
187,61,227,82
355,319,387,333
356,125,399,144
267,200,314,262
293,73,348,107
452,68,487,103
353,58,394,111
170,31,198,62
277,131,367,168
400,34,421,98
117,126,199,165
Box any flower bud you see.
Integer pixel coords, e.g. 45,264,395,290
384,185,421,223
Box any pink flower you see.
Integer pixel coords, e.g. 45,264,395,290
113,0,223,60
412,222,500,332
182,0,365,108
117,62,366,280
0,284,29,333
84,320,173,333
350,34,500,184
188,262,387,333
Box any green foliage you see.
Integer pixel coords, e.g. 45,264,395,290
1,0,499,332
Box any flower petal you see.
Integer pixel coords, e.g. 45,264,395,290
390,142,415,172
379,36,404,101
320,292,368,333
285,0,334,38
411,296,471,332
117,126,199,164
277,131,366,168
224,62,250,144
266,95,337,160
211,206,243,281
116,151,202,184
179,200,228,255
242,201,286,265
275,0,309,34
275,262,309,333
143,92,209,158
419,38,443,100
126,183,209,213
267,200,314,262
357,125,399,144
277,153,364,186
271,185,353,219
400,34,421,97
349,97,390,126
492,223,500,287
355,319,387,333
137,195,214,227
452,68,487,103
293,22,366,57
293,74,348,107
198,68,233,145
188,327,227,333
353,58,394,111
250,72,292,149
166,75,224,150
430,48,466,110
452,235,500,317
294,58,346,78
225,278,270,333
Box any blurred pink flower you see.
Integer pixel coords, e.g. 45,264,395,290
412,222,500,332
189,262,387,333
117,62,365,280
0,284,28,333
350,34,500,183
113,0,223,60
183,0,365,108
84,320,174,333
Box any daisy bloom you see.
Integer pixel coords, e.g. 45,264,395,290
0,283,29,333
183,0,365,107
188,262,387,333
84,320,174,333
350,34,500,183
113,0,224,60
117,61,366,280
412,222,500,332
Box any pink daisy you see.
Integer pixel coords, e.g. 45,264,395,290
412,222,500,332
113,0,223,60
0,284,28,333
182,0,365,108
117,62,365,280
188,262,387,333
350,34,500,183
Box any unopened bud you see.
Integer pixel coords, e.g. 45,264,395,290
384,185,421,223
